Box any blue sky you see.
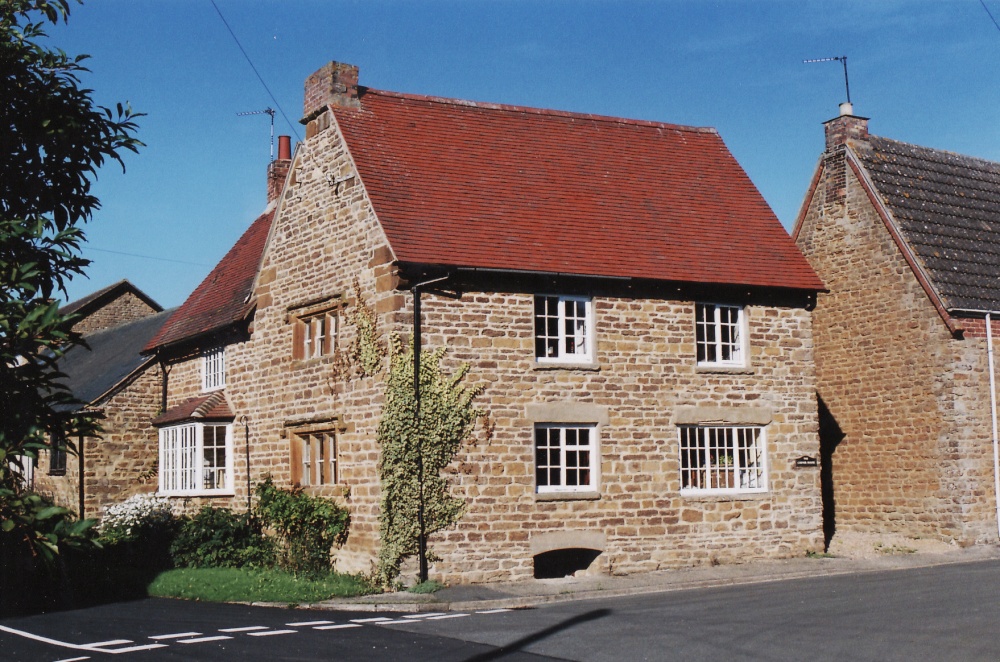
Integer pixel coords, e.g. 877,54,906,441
46,0,1000,308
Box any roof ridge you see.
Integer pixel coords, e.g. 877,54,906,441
358,87,718,134
871,134,1000,171
193,390,228,418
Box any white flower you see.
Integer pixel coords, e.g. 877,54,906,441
99,493,173,534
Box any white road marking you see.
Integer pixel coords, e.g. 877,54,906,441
476,609,512,614
314,623,363,630
219,625,270,632
53,657,90,662
178,635,234,644
286,620,333,626
96,644,169,654
149,631,202,640
83,639,132,647
350,617,395,623
0,625,165,655
427,613,471,620
403,612,446,619
248,629,297,637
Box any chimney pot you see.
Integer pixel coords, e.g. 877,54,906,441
839,101,853,116
267,135,292,203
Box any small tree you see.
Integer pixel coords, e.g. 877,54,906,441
1,0,141,569
375,334,484,585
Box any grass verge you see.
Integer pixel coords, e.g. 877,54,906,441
408,580,445,594
148,567,378,604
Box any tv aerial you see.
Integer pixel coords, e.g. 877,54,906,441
237,107,277,161
803,56,852,106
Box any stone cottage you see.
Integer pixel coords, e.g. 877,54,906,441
147,61,827,583
794,104,1000,548
34,281,169,517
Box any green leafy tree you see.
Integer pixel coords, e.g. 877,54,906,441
0,0,141,571
375,334,484,585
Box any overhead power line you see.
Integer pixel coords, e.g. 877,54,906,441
87,246,210,267
980,0,1000,34
209,0,301,142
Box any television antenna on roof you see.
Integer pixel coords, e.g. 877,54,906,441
803,56,852,105
237,107,277,161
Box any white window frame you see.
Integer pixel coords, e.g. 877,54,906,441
10,453,35,488
202,346,226,391
678,425,767,494
534,424,599,493
695,303,746,367
534,295,594,363
158,422,234,496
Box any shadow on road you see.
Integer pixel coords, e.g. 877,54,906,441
462,608,611,661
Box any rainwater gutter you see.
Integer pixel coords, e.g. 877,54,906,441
950,308,1000,541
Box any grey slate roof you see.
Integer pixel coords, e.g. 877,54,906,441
56,308,175,411
857,136,1000,312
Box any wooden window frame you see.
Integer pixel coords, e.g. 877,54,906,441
291,303,340,361
290,429,338,487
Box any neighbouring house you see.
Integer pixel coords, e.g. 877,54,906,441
33,282,170,517
147,60,827,583
141,143,287,511
794,104,1000,548
59,279,162,335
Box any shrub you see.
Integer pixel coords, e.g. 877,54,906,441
254,477,349,575
170,506,274,569
96,493,177,580
99,493,173,545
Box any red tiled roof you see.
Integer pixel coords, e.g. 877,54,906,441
333,89,822,291
152,391,233,426
144,211,274,352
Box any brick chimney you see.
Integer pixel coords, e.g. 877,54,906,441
267,135,292,203
824,103,869,152
303,61,360,122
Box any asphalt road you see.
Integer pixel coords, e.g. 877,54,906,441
3,559,1000,661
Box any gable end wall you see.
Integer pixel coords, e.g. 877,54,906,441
796,146,997,543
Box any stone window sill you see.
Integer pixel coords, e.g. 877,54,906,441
535,491,601,502
695,364,754,375
532,361,602,372
159,491,235,498
292,356,334,369
680,490,768,502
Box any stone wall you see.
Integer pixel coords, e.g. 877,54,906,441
33,364,162,518
795,142,998,544
72,291,159,336
403,291,822,583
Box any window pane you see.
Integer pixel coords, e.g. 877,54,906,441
302,437,311,486
535,296,591,361
696,304,743,365
680,425,763,492
203,425,227,490
535,425,595,491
